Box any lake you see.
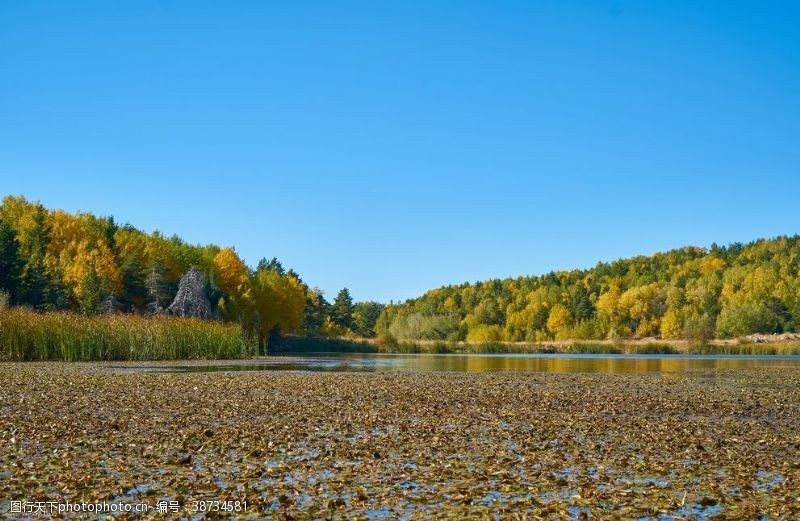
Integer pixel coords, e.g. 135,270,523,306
6,359,800,518
131,352,800,374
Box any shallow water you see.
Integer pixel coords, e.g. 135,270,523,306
129,352,800,374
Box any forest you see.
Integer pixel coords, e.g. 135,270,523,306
2,195,800,348
376,236,800,344
0,195,383,350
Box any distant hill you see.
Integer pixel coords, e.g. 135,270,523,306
375,237,800,342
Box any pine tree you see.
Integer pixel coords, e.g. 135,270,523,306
332,288,355,331
304,288,330,336
0,219,21,303
353,301,385,337
120,255,148,311
257,257,285,275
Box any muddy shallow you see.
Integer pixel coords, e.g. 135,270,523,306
1,362,798,519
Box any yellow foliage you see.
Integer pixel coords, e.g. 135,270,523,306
323,316,351,337
466,324,504,343
546,304,573,333
739,265,779,303
619,284,660,322
596,285,622,318
0,196,46,256
213,248,250,304
114,227,148,268
62,241,123,300
251,270,306,337
41,210,122,301
660,308,684,339
697,256,726,275
461,313,480,329
145,235,180,281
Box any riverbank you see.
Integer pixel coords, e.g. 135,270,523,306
284,335,800,356
3,308,799,362
1,363,797,518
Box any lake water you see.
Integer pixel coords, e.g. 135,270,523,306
135,353,800,374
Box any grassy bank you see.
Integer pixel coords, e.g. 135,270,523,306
0,308,254,361
3,309,798,361
281,336,800,355
686,343,800,355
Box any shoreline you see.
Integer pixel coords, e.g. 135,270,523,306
282,335,800,357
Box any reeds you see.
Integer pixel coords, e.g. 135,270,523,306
687,343,800,355
283,336,377,353
0,308,254,361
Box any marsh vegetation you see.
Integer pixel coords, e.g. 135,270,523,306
0,308,250,361
3,308,799,362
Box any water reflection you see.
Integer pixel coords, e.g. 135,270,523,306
137,353,800,374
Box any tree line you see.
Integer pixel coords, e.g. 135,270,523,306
375,237,800,343
4,195,799,346
0,196,383,348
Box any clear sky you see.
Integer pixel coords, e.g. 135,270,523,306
2,1,799,303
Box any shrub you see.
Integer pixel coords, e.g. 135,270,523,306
716,303,777,338
683,313,715,346
376,331,399,349
466,324,504,343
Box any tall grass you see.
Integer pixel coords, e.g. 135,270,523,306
461,342,535,354
566,343,623,354
283,336,377,353
0,308,254,361
687,343,800,355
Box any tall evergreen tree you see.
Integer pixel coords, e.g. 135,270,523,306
332,288,355,331
0,219,21,302
353,301,385,337
304,288,330,336
120,256,148,311
257,257,285,275
568,285,594,321
15,209,51,309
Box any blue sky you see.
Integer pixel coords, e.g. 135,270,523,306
1,1,799,303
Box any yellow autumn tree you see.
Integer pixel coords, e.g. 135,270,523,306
466,324,504,342
618,284,663,337
62,242,123,302
251,269,306,344
660,308,684,339
44,211,122,306
596,285,630,337
546,304,573,339
213,248,250,303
